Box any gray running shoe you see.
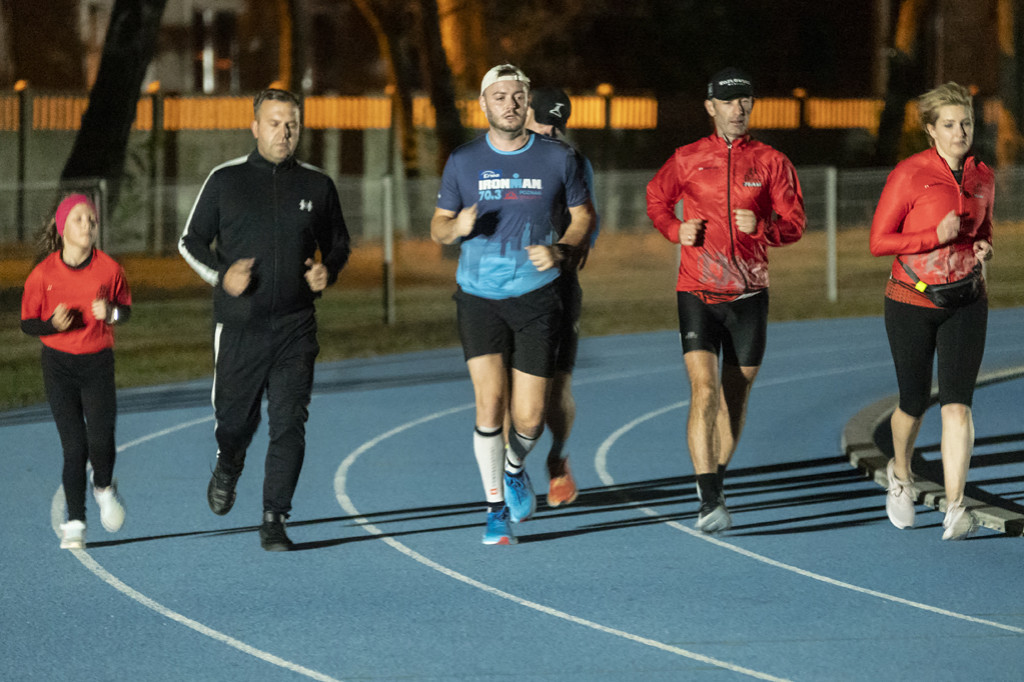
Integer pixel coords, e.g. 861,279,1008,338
696,497,732,533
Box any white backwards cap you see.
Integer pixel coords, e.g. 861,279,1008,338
480,64,530,96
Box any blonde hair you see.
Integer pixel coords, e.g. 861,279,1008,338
918,82,973,146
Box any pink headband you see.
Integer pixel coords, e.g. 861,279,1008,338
55,194,97,237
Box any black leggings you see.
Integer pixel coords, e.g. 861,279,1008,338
42,347,117,522
883,296,987,418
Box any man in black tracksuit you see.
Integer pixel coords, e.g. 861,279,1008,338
179,88,350,551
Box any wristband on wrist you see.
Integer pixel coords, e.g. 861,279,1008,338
554,243,574,261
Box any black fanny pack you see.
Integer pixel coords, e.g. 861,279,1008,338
897,258,983,308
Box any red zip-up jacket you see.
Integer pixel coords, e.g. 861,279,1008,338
646,133,805,300
869,147,993,289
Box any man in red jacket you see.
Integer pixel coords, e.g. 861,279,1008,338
646,68,805,533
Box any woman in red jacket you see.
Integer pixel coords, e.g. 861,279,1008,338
869,82,994,541
21,194,132,549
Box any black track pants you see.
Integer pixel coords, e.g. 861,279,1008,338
212,313,319,514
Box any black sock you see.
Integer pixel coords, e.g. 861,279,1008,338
696,473,720,504
547,439,566,464
717,464,726,488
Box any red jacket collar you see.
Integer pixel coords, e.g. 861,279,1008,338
708,132,752,148
926,145,977,173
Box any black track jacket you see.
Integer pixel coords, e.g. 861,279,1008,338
179,150,351,328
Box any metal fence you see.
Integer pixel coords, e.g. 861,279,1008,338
2,165,1022,255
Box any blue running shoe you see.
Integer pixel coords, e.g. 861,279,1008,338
482,506,516,545
503,469,537,523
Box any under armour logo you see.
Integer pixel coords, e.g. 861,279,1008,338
548,103,566,119
299,200,313,212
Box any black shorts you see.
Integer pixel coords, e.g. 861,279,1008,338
554,271,582,374
455,280,563,378
676,290,769,367
884,295,988,417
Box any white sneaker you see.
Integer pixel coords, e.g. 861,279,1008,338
59,520,86,549
885,460,916,529
93,478,125,532
942,501,978,541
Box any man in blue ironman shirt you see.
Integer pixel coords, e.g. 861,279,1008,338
430,64,595,545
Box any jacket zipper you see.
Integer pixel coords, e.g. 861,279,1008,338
945,156,967,283
272,164,279,325
725,139,750,290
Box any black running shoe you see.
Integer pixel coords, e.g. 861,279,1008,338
207,462,240,516
259,511,294,551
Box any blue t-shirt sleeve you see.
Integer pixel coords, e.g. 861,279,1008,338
583,155,600,245
564,149,589,208
437,153,464,213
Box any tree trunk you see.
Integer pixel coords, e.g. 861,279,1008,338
874,0,932,166
999,0,1024,164
351,0,420,177
276,0,293,89
418,0,466,172
436,0,489,93
60,0,167,201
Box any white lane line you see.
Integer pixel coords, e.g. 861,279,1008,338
51,414,344,682
593,367,1024,636
333,403,791,682
47,364,685,682
116,414,214,451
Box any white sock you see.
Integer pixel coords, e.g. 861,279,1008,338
506,428,539,474
473,426,504,504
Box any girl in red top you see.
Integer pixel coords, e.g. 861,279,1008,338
21,194,132,549
869,83,994,541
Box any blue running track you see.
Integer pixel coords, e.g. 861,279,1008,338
2,310,1022,681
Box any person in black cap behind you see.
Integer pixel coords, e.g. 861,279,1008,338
646,68,806,533
523,86,599,509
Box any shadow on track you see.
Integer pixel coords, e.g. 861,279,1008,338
83,444,1024,551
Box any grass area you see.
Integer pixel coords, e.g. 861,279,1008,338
2,226,1022,411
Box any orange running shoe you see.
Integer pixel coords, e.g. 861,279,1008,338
547,457,578,507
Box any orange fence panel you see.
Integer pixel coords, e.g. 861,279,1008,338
134,97,152,131
164,96,252,130
33,96,88,130
306,96,390,129
749,98,800,130
570,96,607,129
0,96,18,131
610,96,657,129
806,98,885,132
0,93,1012,139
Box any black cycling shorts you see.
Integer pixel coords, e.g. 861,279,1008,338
676,290,769,367
455,280,563,378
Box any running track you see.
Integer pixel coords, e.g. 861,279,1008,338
2,311,1023,681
